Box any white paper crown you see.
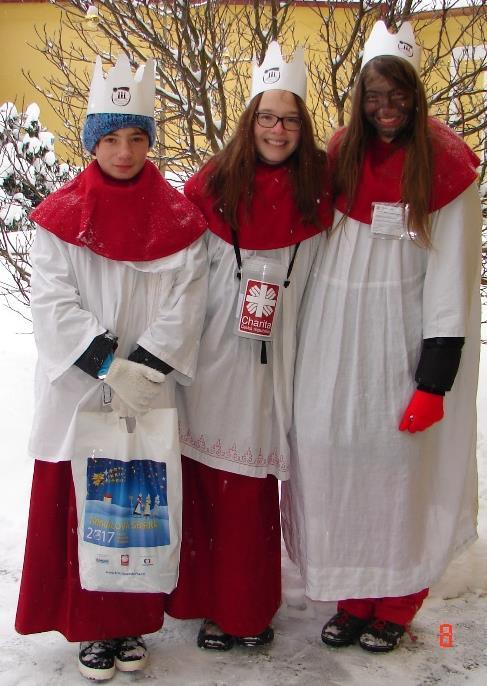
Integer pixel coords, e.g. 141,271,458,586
361,21,421,73
250,42,307,101
86,54,156,117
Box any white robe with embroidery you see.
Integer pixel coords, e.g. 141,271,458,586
177,231,321,480
281,183,481,599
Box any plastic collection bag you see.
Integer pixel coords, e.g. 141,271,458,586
71,408,181,593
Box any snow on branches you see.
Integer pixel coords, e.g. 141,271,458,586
0,102,77,311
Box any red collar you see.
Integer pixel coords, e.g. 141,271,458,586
329,118,479,224
30,160,207,260
184,161,332,250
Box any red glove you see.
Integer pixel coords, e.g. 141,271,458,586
399,389,444,433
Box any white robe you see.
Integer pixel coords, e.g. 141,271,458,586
29,227,208,462
281,183,481,600
177,231,321,480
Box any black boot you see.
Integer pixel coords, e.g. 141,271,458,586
114,636,148,671
235,626,274,647
78,640,116,681
359,619,405,652
321,610,369,647
197,619,234,651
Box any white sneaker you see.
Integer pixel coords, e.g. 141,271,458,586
78,640,116,681
114,636,149,672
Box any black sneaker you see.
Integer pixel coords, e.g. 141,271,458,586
235,626,274,647
321,610,369,647
114,636,148,672
359,619,405,652
197,619,234,651
78,640,116,681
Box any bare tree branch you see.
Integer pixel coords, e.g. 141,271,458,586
1,0,486,321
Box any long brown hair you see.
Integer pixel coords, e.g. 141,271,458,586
335,57,432,245
204,92,328,232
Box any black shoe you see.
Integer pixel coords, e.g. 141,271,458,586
235,626,274,647
321,610,369,647
197,619,234,651
114,636,148,672
359,619,405,652
78,640,116,681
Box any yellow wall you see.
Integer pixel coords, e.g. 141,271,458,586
0,2,65,135
1,2,485,160
0,2,351,147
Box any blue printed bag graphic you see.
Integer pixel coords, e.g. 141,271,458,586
72,409,181,593
84,457,170,548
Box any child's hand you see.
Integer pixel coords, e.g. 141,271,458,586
105,358,165,415
399,389,444,433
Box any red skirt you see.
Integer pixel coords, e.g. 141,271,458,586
166,456,281,636
15,460,165,642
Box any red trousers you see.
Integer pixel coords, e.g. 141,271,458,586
338,588,429,626
166,456,281,636
16,460,165,642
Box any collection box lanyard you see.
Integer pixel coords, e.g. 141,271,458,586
231,228,300,364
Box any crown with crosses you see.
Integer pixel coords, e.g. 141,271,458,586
86,54,156,117
361,21,421,73
250,41,307,101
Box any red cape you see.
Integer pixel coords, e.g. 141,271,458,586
328,117,479,224
184,161,332,250
30,160,207,260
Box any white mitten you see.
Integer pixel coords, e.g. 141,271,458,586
105,358,166,415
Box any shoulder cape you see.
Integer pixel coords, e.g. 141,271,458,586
184,161,332,250
30,160,207,260
328,117,479,224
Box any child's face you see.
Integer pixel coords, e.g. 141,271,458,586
362,68,413,143
94,127,150,180
253,89,301,166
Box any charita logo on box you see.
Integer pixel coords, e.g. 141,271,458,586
238,279,279,338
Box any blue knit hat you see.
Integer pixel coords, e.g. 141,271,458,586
82,113,156,153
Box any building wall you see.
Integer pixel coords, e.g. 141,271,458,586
1,1,485,162
0,1,65,136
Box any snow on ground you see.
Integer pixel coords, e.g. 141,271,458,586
0,301,486,686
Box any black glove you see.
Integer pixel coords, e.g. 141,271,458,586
128,345,173,375
74,332,118,379
415,337,464,395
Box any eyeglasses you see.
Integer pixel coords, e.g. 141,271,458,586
254,112,302,131
364,90,411,108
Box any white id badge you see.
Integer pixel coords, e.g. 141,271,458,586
371,202,410,240
234,257,286,342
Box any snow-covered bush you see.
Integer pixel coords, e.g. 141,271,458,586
0,102,77,310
